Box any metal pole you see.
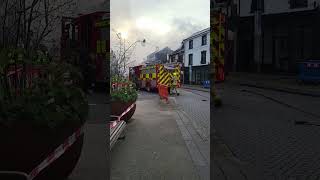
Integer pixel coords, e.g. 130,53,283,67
254,0,262,73
189,65,192,84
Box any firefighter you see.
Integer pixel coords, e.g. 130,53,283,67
171,72,179,96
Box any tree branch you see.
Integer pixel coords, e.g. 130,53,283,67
25,0,41,50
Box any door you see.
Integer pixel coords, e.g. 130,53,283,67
274,37,289,72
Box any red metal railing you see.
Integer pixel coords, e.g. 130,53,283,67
5,65,44,95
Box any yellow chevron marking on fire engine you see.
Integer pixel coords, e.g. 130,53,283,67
159,65,163,71
158,67,167,79
213,48,219,58
159,66,163,76
159,73,170,85
158,69,163,76
213,17,219,25
212,32,218,42
164,77,171,85
159,73,169,84
220,29,225,37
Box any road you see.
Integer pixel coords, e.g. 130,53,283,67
213,83,320,179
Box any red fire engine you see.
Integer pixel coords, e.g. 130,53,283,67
60,11,109,86
129,63,182,91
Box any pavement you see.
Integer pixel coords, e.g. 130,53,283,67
110,91,201,180
181,84,210,93
69,93,109,180
227,72,320,97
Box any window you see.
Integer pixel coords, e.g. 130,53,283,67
202,35,207,45
201,51,206,64
188,54,193,65
189,40,193,49
250,0,264,12
289,0,308,9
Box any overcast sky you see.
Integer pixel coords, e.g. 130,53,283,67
111,0,210,65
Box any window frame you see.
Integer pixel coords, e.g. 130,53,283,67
201,51,206,64
289,0,308,9
188,54,193,65
189,40,193,49
202,35,207,46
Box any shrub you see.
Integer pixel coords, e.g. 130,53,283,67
111,75,137,103
0,48,88,130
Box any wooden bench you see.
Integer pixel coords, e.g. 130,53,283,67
110,119,126,150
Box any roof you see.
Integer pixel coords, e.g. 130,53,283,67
77,11,109,18
183,27,210,42
170,46,184,56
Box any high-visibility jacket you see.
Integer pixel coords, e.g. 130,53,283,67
172,76,178,86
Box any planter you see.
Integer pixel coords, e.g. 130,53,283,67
122,103,136,122
0,122,84,180
111,100,137,122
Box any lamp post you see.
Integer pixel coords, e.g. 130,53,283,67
254,0,263,73
112,29,146,76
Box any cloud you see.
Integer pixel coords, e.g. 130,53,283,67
171,18,207,38
110,0,209,64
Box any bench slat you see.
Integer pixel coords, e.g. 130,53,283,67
110,121,126,149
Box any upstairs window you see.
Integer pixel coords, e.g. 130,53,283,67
202,35,207,46
289,0,308,9
189,40,193,49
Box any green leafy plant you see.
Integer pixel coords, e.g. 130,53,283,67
0,48,88,130
111,75,137,103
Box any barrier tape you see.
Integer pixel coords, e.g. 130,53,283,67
7,68,23,76
109,121,118,129
110,103,136,124
27,125,84,180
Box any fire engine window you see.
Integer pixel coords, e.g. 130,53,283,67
150,67,156,73
101,28,108,40
75,27,78,41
